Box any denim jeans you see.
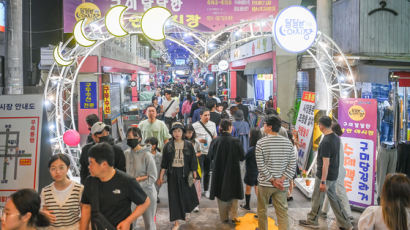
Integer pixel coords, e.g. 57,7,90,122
306,177,352,229
380,121,393,143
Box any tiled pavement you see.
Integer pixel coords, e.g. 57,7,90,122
133,185,362,230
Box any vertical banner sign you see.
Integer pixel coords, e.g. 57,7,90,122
0,95,43,208
338,98,377,208
103,85,111,115
295,91,315,170
80,82,97,109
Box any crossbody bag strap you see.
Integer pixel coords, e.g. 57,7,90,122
163,100,175,116
199,121,214,139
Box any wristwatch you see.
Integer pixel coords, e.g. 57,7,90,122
321,180,326,185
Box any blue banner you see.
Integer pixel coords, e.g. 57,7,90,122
80,82,97,109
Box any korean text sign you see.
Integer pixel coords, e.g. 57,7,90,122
338,98,377,207
295,91,315,170
103,85,111,115
80,82,97,109
0,95,43,208
63,0,278,32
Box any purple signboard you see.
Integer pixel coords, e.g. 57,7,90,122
338,98,377,208
64,0,278,33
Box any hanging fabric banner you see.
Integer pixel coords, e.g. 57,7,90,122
338,98,377,208
294,91,315,170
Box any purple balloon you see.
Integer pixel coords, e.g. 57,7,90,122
63,129,80,147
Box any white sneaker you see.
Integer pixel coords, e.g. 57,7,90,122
193,206,199,212
205,191,210,198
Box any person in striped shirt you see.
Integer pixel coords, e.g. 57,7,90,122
40,154,84,230
255,115,296,230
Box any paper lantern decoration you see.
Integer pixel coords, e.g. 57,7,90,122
63,129,80,146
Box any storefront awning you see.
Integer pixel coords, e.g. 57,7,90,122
244,59,273,75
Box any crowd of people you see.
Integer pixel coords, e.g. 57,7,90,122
1,85,410,230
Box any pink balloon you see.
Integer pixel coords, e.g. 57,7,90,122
63,129,80,147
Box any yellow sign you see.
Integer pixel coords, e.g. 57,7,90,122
103,85,111,114
75,2,101,23
257,74,273,81
348,105,366,121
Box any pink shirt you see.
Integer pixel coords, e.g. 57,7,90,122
182,100,193,115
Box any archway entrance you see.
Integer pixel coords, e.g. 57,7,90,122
45,6,356,176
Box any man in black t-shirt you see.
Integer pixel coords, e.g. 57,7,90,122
299,116,352,230
80,143,150,230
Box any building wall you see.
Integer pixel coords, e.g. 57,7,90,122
333,0,410,57
360,0,410,56
276,55,297,123
333,0,360,54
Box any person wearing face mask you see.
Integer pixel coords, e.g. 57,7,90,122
79,122,126,184
124,127,158,230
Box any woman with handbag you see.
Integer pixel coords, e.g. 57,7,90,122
157,122,199,230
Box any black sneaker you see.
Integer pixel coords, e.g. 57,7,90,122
287,196,293,201
240,204,250,211
299,220,320,229
157,198,160,203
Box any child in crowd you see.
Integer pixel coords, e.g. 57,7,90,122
145,137,163,204
241,128,262,210
185,124,202,213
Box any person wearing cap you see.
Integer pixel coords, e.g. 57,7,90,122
85,113,99,144
79,122,126,184
138,105,171,151
156,122,199,230
234,96,249,123
161,90,180,129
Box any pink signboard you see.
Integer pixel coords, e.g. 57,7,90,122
64,0,278,33
338,98,377,208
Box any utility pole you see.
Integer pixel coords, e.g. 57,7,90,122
315,0,332,111
5,0,23,94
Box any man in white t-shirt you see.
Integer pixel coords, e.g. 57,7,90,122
161,90,179,129
193,108,217,198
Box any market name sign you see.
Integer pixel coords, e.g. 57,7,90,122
273,6,317,53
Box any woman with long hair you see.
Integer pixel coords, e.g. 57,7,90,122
1,189,50,230
241,128,262,211
40,154,83,230
125,127,157,230
157,122,199,230
358,173,410,230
